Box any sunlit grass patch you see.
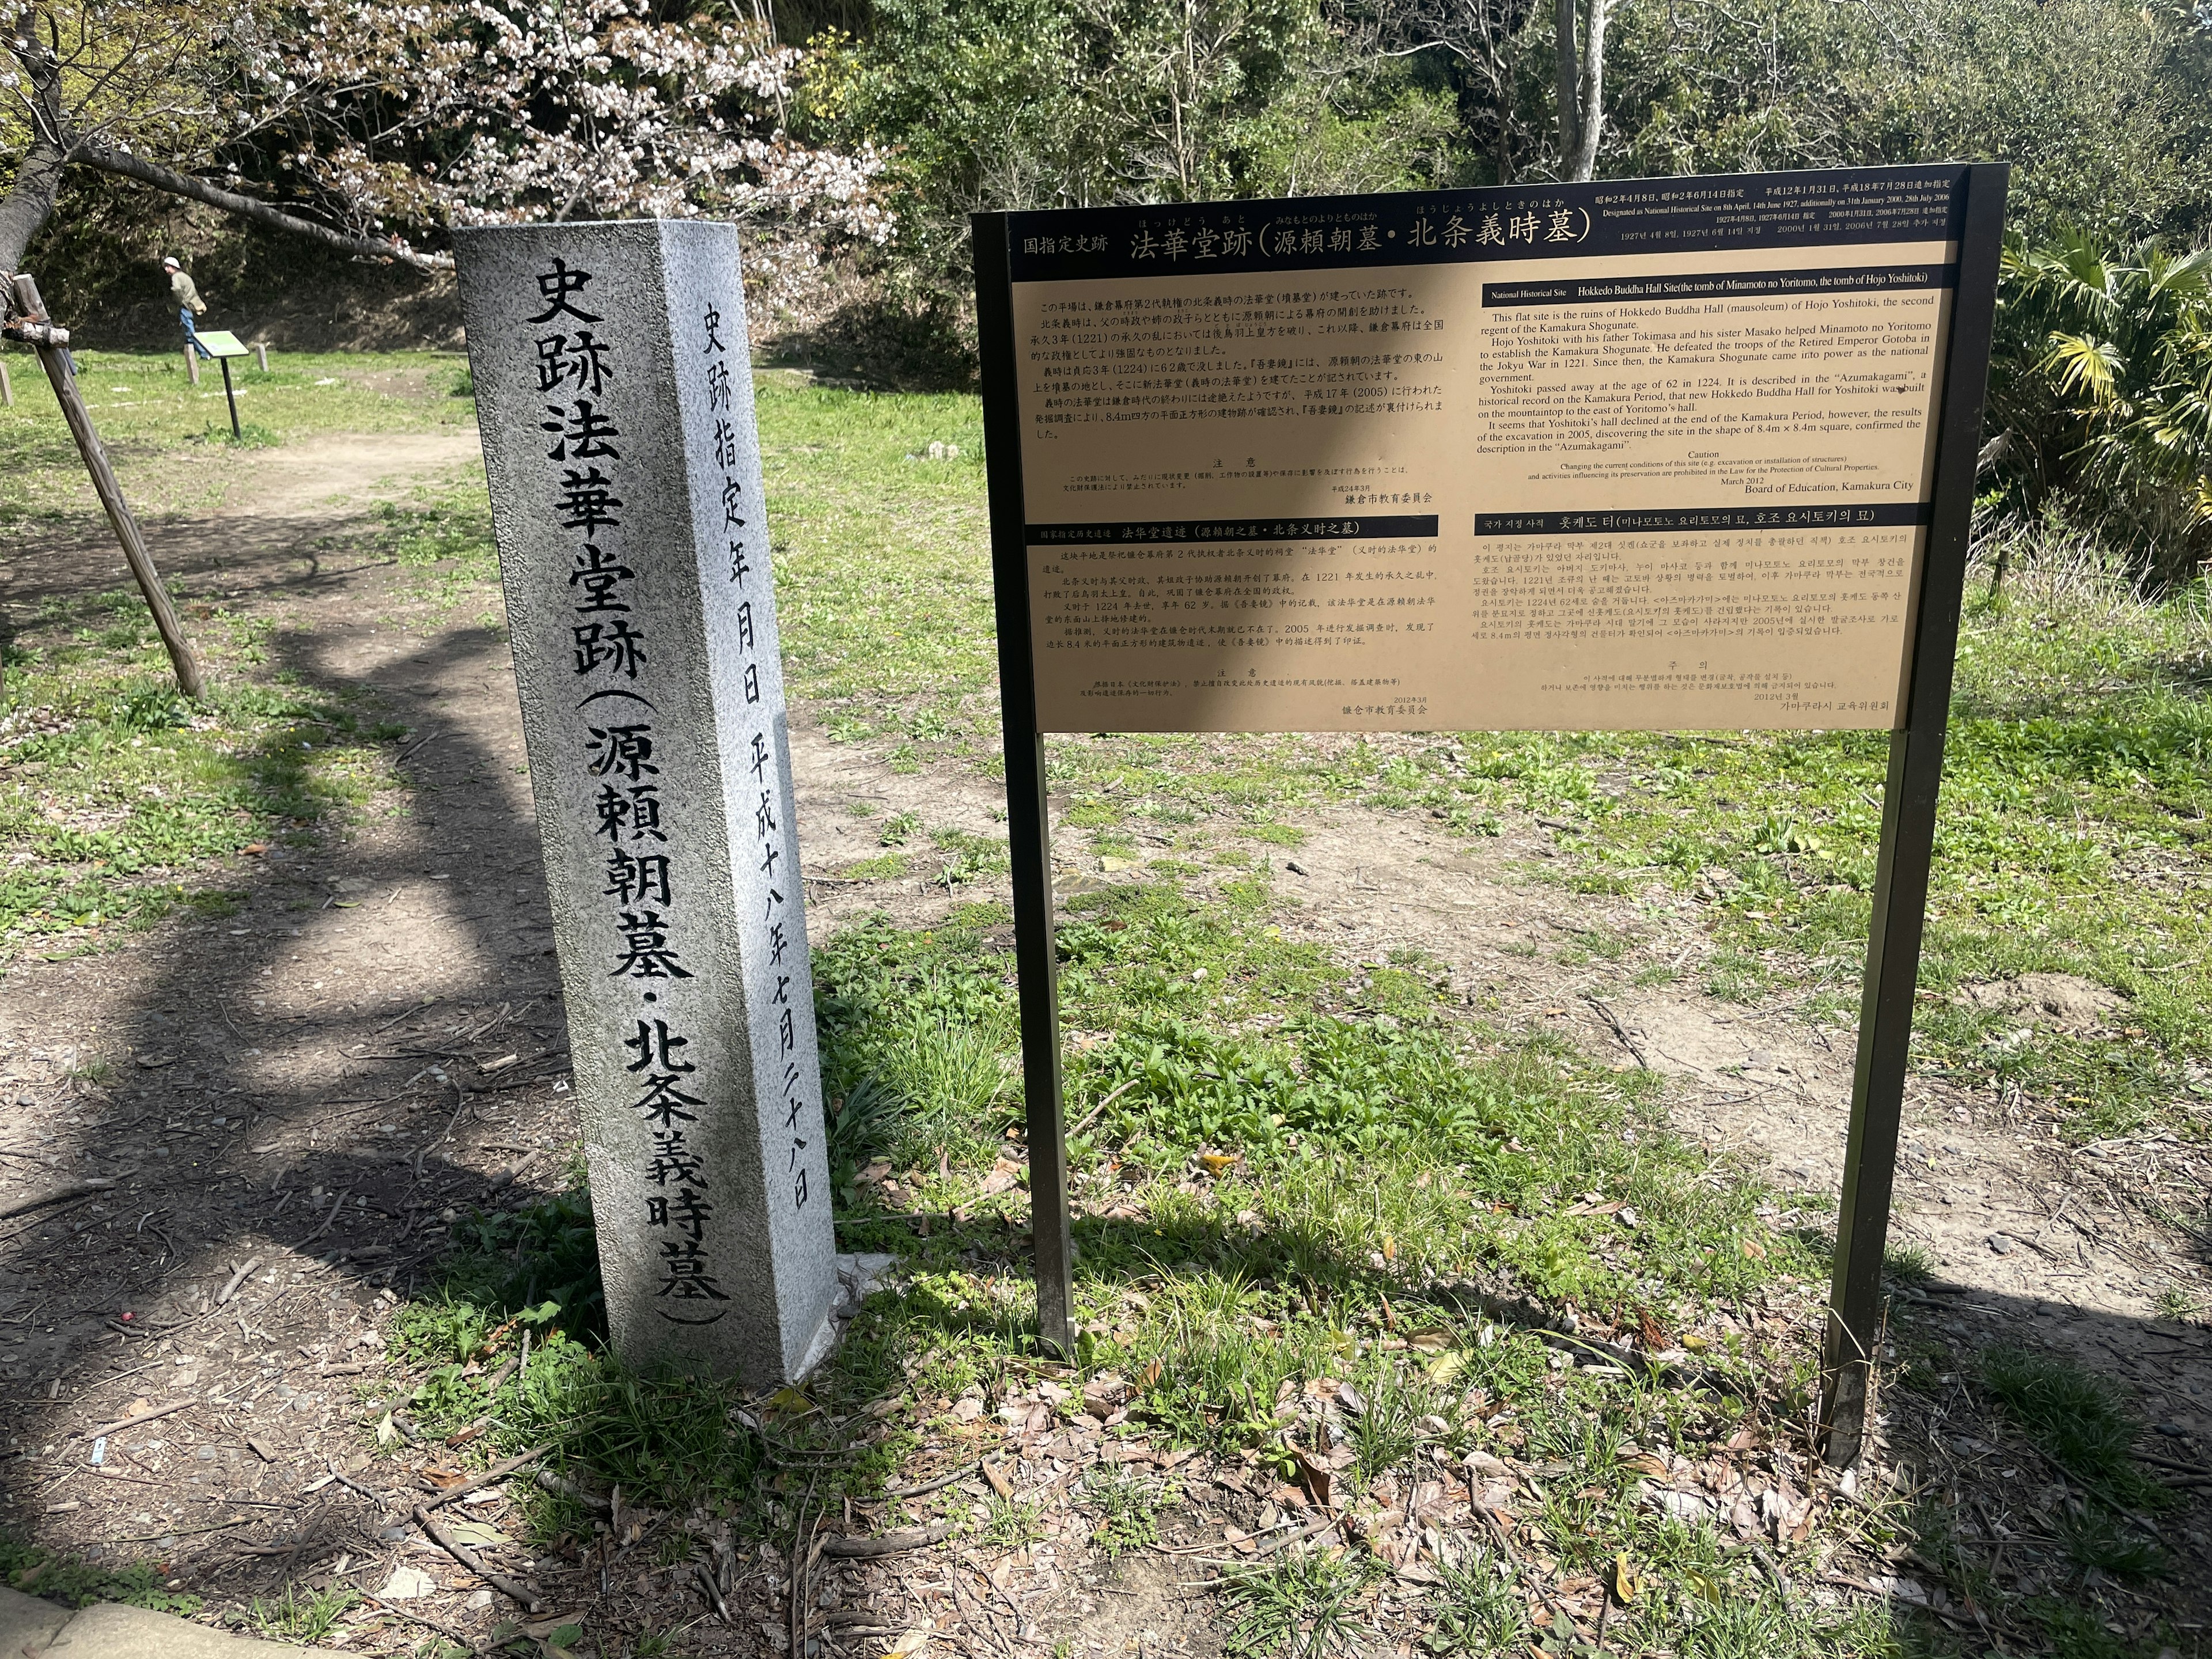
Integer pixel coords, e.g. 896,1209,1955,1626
0,348,476,526
0,590,404,955
372,475,505,610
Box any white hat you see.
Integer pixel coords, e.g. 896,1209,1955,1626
163,256,180,268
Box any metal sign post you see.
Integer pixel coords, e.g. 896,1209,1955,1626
975,213,1077,1357
972,164,2008,1446
194,329,253,440
1817,164,2006,1465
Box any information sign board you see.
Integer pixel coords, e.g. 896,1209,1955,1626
1002,166,1982,733
192,329,251,358
975,163,2007,1468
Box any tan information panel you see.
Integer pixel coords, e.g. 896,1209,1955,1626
1002,169,1969,732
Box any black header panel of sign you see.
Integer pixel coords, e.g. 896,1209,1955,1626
1029,516,1439,546
1006,165,1968,285
1475,503,1935,536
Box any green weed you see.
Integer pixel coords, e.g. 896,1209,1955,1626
981,1491,1044,1549
250,1583,359,1642
1223,1548,1377,1659
1979,1346,2150,1495
0,1533,201,1613
1080,1464,1173,1558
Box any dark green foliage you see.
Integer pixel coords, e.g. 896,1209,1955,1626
438,1191,607,1342
2052,1508,2165,1581
1985,235,2212,584
794,0,1459,317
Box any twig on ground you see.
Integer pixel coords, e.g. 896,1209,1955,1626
1068,1077,1141,1141
1249,1513,1340,1559
821,1521,956,1558
1583,995,1653,1069
88,1399,192,1438
297,1188,351,1245
327,1461,382,1505
413,1502,543,1611
215,1256,263,1305
0,1196,99,1247
1747,1541,1793,1608
879,1461,978,1501
946,1559,1018,1659
0,1178,115,1222
696,1559,731,1621
421,1444,552,1511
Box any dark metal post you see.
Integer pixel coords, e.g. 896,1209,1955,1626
219,357,241,438
972,213,1075,1357
1820,163,2009,1467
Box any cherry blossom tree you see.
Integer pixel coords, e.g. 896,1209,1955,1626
2,1,885,287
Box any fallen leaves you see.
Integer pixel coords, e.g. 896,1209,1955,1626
1609,1552,1637,1603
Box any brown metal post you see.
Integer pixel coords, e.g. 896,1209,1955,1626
1817,163,2009,1468
972,211,1075,1358
11,274,204,700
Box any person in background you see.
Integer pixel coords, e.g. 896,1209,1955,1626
165,256,210,358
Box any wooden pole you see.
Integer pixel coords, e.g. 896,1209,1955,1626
0,351,13,406
9,274,204,700
185,343,200,387
252,343,268,373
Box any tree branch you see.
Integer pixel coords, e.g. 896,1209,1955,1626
70,142,452,271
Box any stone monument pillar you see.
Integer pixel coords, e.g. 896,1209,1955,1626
454,221,838,1385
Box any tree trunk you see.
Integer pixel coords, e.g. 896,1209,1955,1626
0,9,68,274
1552,0,1609,181
1569,0,1609,181
1554,0,1579,171
72,145,452,272
0,130,66,276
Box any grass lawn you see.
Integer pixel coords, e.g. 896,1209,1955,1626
0,357,2200,1656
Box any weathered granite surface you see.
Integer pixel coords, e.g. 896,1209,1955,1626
455,221,836,1385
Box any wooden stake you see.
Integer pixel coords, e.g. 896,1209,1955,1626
10,274,204,699
185,343,200,386
252,342,268,372
0,351,13,406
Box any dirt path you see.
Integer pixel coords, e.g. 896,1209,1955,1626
0,430,2204,1641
